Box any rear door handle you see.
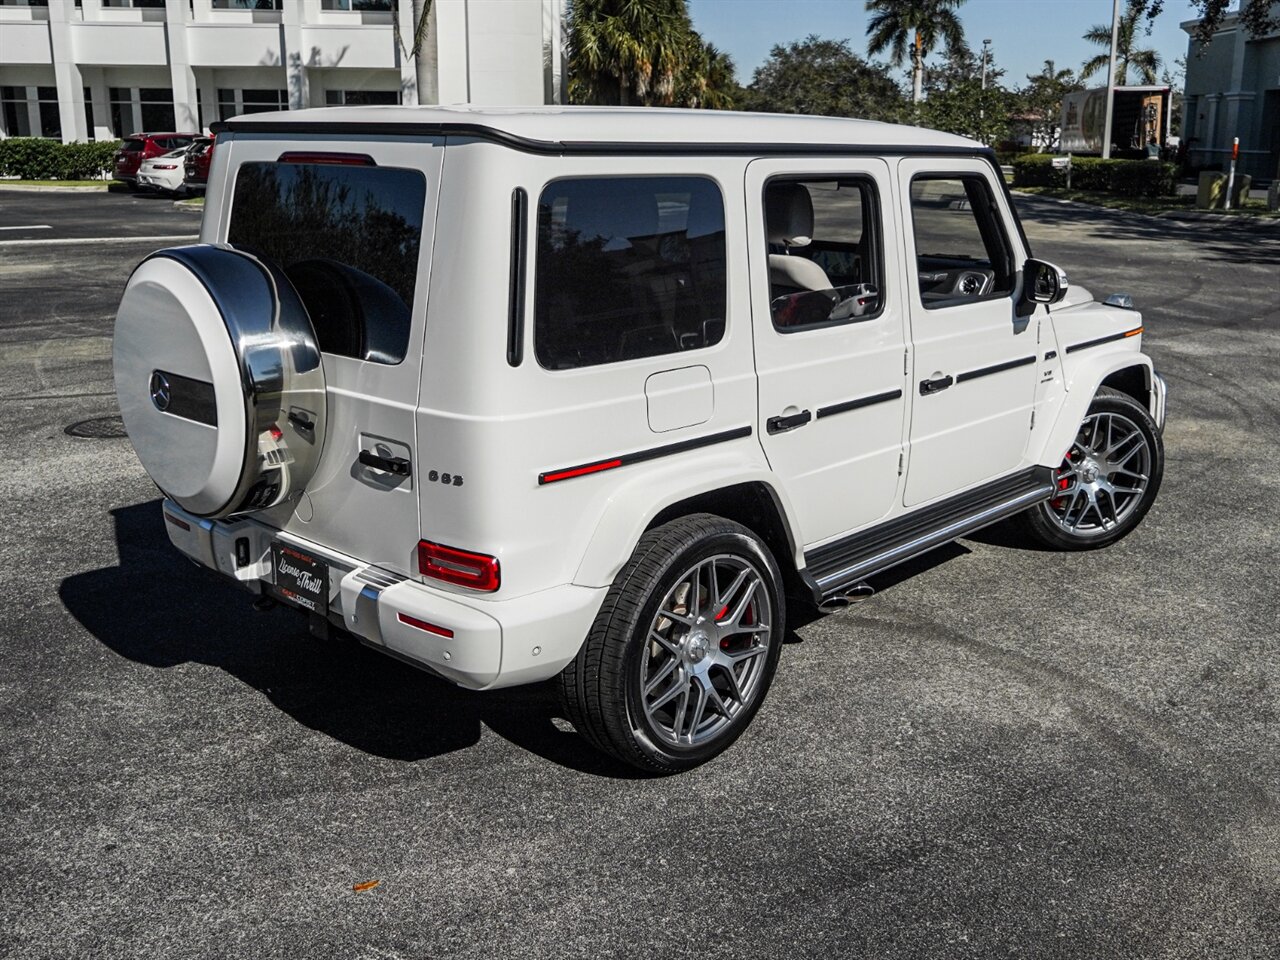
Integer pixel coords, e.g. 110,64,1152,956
358,449,412,476
919,375,954,395
767,409,812,434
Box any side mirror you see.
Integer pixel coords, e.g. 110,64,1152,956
1016,259,1068,318
1022,258,1069,309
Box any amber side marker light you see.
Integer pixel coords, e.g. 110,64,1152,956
1123,327,1144,337
417,540,501,592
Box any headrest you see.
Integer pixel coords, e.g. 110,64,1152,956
765,183,814,247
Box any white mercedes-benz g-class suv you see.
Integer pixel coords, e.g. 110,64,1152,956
113,106,1166,772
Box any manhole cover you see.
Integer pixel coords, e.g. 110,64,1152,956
65,415,128,439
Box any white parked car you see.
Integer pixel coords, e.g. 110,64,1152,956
112,106,1166,772
135,147,190,194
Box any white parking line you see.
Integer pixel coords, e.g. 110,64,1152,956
0,234,199,247
0,224,53,231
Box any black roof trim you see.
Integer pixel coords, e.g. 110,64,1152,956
209,118,995,160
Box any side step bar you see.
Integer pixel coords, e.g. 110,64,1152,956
802,466,1056,602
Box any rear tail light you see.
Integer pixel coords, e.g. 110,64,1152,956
417,540,500,592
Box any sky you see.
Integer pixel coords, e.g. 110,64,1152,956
686,0,1205,88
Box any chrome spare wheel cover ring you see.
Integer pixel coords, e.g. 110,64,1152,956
1045,411,1152,538
640,554,773,748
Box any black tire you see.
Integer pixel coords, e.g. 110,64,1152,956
559,514,785,773
1019,386,1164,550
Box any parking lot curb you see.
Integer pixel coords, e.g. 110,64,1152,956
0,183,108,193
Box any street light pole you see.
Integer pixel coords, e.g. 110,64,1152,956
1101,0,1120,159
980,38,991,128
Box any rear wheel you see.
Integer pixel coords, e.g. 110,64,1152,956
559,514,785,773
1020,387,1163,550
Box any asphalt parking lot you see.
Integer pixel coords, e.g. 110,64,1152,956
2,188,1278,959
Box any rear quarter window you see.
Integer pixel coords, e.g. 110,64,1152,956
226,160,426,365
534,176,727,370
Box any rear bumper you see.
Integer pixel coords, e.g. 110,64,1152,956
160,500,605,691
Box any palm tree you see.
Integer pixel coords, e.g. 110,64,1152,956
1080,1,1162,86
677,41,738,110
865,0,968,104
567,0,693,106
1030,59,1074,86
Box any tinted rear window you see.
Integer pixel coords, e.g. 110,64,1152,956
121,139,145,152
227,161,426,365
534,176,727,370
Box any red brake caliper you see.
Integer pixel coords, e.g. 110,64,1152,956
718,600,752,649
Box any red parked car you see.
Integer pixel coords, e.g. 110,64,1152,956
114,132,201,188
183,135,216,192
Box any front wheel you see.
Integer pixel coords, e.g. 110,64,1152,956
559,514,785,773
1020,387,1164,550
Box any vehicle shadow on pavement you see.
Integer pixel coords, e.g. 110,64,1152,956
1011,195,1280,266
58,500,650,779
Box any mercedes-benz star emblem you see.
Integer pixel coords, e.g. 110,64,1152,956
149,371,172,412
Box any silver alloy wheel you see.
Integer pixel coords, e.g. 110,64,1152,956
1044,410,1152,538
640,554,774,748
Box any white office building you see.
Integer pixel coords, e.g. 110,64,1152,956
0,0,566,141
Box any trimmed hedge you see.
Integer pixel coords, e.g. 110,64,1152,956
0,137,121,180
1012,153,1177,197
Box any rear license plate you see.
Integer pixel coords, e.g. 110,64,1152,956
271,542,329,614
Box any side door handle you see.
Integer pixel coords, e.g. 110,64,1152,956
358,449,412,476
767,409,812,434
919,374,954,395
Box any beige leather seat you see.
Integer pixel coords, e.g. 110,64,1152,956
765,183,833,296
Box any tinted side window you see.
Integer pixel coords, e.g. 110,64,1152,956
534,176,726,370
909,175,1014,309
227,161,426,365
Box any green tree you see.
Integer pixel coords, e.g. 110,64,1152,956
1080,1,1162,86
1017,60,1083,151
918,46,1013,145
865,0,968,105
739,36,906,121
676,41,739,110
1137,0,1277,43
566,0,733,108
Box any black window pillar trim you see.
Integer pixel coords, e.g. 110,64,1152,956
507,187,528,367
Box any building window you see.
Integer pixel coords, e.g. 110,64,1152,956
83,85,95,140
35,85,60,139
324,90,399,106
211,1,284,9
217,88,288,121
321,1,393,10
106,87,178,136
138,87,175,131
534,176,728,370
108,86,131,137
2,87,31,137
101,1,167,8
0,87,61,140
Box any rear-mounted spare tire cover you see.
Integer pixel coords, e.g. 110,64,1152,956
113,244,326,519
